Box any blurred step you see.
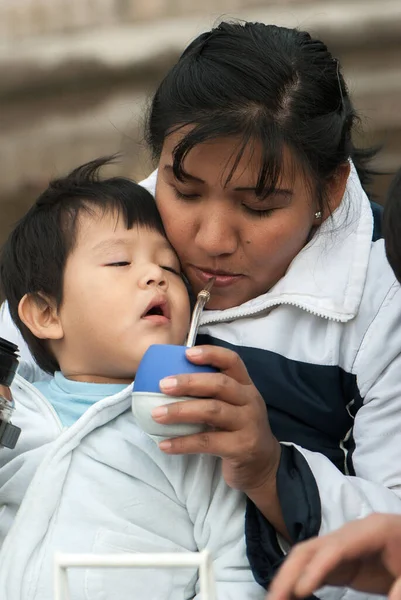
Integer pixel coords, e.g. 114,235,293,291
0,0,400,96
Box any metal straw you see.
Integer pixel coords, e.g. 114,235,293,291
185,277,216,347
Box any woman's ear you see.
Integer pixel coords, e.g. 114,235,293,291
324,162,351,215
18,293,64,341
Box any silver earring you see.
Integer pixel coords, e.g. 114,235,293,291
314,211,322,220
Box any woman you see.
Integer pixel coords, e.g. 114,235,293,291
2,21,401,595
262,169,401,600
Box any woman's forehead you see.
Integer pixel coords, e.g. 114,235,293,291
160,133,301,189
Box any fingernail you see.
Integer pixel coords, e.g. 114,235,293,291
159,377,177,391
151,406,168,419
186,347,203,357
159,440,172,450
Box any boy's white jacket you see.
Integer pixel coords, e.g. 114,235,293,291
0,377,264,600
1,164,401,600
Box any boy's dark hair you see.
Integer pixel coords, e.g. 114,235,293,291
0,156,165,374
383,168,401,283
146,21,377,210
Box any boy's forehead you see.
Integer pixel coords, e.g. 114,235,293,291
75,212,172,253
90,231,173,253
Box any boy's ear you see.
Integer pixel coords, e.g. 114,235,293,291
324,162,351,216
18,293,64,340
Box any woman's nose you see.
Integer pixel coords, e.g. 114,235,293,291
195,210,238,257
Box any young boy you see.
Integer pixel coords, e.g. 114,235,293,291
0,157,264,600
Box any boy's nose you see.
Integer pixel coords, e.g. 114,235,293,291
146,276,167,289
139,265,168,290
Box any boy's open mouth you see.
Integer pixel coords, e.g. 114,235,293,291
141,297,170,321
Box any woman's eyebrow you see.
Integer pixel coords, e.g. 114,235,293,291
163,164,205,184
233,186,293,197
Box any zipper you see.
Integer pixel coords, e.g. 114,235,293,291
201,298,348,327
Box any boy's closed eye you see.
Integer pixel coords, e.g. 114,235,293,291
106,261,131,267
161,265,182,277
105,262,182,278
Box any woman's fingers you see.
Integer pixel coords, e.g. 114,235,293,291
154,369,266,440
153,344,278,491
158,429,238,457
152,397,242,430
159,370,248,406
185,345,252,385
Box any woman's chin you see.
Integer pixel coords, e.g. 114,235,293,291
203,294,244,311
187,274,252,310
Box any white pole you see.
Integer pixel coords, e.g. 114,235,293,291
199,550,217,600
54,550,217,600
54,557,71,600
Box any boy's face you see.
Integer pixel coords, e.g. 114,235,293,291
54,209,190,383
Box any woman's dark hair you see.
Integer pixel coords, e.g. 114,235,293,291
383,167,401,283
146,21,377,208
0,156,165,374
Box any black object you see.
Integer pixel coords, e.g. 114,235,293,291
0,337,21,449
0,337,19,387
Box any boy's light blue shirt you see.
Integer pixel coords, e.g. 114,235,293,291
33,371,128,427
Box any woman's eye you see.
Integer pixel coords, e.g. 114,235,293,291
243,207,275,218
107,261,131,267
172,187,200,201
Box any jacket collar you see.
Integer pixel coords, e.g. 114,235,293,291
140,164,374,324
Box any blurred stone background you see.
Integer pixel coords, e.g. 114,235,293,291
1,0,401,246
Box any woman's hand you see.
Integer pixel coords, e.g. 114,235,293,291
269,513,401,600
151,345,281,494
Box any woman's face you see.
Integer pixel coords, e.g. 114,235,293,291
156,134,319,310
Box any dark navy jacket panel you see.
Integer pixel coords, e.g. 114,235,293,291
197,334,358,589
370,200,383,242
197,334,358,468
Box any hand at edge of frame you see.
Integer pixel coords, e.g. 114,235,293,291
268,513,401,600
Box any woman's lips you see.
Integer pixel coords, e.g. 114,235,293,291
190,265,244,288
